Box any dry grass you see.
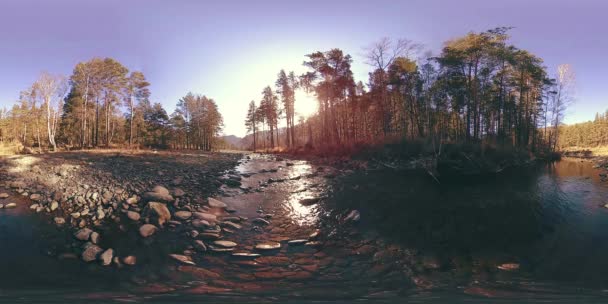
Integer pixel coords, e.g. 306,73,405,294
562,146,608,157
0,142,23,155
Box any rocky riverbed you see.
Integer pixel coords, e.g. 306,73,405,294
0,151,431,302
2,151,603,303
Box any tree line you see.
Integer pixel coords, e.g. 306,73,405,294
244,28,574,154
559,110,608,148
0,57,224,151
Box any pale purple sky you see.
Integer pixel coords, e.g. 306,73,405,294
0,0,606,137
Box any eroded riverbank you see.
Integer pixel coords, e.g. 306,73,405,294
1,152,608,303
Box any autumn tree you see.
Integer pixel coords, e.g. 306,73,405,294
245,100,258,151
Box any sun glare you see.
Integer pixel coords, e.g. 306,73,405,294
295,90,318,119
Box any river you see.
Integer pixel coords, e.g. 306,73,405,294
0,155,607,303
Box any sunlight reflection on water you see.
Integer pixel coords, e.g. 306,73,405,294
284,162,320,225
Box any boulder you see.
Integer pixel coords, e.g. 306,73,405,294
174,210,192,220
139,224,157,238
74,228,93,241
193,212,217,223
142,186,173,203
81,244,103,262
100,249,113,266
208,198,228,209
148,202,171,226
127,211,141,221
123,255,137,266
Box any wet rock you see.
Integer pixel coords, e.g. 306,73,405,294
177,265,221,279
222,216,241,222
254,242,281,251
90,232,100,244
74,228,93,241
173,188,185,197
123,255,137,265
287,239,308,246
127,211,141,221
10,181,26,189
255,256,290,266
356,245,375,256
4,203,16,209
147,202,171,226
169,254,195,265
174,210,192,220
143,186,174,203
305,241,323,248
220,221,241,230
254,271,285,279
139,224,158,238
193,240,207,252
50,201,59,211
208,198,228,209
81,244,103,262
231,252,261,259
497,263,520,271
209,246,234,253
193,212,217,223
199,232,221,240
0,193,8,199
286,271,313,281
213,240,237,248
299,198,320,206
252,218,270,225
0,204,3,209
192,219,212,228
126,196,138,205
100,249,113,266
54,217,66,225
71,212,81,219
344,210,360,222
29,193,42,201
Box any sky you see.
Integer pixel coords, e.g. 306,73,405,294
0,0,606,137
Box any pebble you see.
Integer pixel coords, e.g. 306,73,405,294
252,218,270,225
4,203,16,209
174,210,192,220
169,254,196,265
0,193,9,199
193,240,207,252
213,240,237,248
123,255,137,265
100,249,113,266
127,211,141,221
288,239,308,246
254,242,281,251
208,198,228,209
74,228,93,241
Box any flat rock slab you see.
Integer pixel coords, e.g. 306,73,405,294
169,254,195,265
208,198,228,209
213,240,237,248
254,242,281,251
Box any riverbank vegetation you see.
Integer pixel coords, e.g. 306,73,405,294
0,58,224,152
244,28,574,164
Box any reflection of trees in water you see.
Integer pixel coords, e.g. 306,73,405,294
325,167,547,255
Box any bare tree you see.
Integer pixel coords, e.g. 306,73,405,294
363,37,422,70
550,64,576,150
33,72,67,151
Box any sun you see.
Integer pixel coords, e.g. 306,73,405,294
295,90,318,119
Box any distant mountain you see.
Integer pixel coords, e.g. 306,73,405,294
218,135,245,150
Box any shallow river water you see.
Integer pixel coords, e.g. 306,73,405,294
1,155,608,303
